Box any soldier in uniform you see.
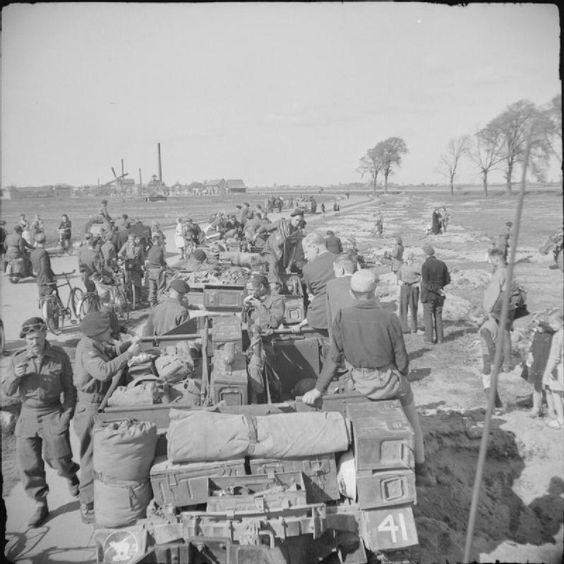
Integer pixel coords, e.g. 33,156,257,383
78,233,103,293
118,232,146,303
98,199,113,226
30,233,56,302
73,312,141,523
2,318,79,527
243,274,285,402
145,233,168,307
143,279,191,336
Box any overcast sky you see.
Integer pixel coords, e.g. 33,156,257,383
1,3,560,187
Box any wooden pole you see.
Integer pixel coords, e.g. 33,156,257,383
157,142,162,185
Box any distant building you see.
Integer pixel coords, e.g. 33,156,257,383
203,179,226,194
2,185,72,199
226,179,247,193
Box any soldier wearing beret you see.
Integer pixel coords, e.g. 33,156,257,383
1,318,79,527
143,278,191,336
73,312,141,523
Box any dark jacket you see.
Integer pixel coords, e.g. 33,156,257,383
421,255,450,303
302,251,335,330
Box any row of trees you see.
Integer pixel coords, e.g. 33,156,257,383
358,94,561,196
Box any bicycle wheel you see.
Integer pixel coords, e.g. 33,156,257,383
130,282,137,311
42,298,63,335
70,287,85,319
79,293,100,320
114,288,129,321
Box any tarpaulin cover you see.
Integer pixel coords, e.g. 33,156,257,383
93,420,158,482
94,478,152,528
167,409,350,463
253,412,350,458
167,410,251,463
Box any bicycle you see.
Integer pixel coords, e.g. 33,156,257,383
40,270,84,335
79,272,130,322
116,259,142,312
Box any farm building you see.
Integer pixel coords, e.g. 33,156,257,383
203,179,227,194
226,179,247,193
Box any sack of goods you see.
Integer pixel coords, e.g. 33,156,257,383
167,410,351,464
94,419,158,481
94,478,152,528
155,354,191,384
93,419,158,528
108,376,169,407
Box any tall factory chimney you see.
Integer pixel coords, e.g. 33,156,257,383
157,143,163,185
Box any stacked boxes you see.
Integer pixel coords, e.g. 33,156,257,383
346,400,418,550
210,316,248,406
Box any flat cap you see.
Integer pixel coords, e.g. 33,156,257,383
170,279,190,294
193,249,207,262
350,270,378,293
422,243,435,255
80,311,111,338
19,317,47,338
290,209,304,217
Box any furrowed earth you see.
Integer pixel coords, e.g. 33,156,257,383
1,187,562,563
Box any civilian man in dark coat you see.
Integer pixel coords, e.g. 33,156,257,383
30,233,56,300
420,244,450,344
325,230,343,254
296,232,336,337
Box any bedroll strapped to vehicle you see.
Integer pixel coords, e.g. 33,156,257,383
166,410,351,464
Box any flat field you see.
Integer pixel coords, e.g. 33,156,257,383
1,186,562,564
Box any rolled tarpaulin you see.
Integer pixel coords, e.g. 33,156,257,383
166,409,351,463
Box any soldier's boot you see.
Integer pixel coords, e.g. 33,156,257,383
28,500,49,528
80,502,95,524
415,462,436,488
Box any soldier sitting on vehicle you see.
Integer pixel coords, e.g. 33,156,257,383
143,279,191,336
244,274,285,402
2,317,80,527
302,270,435,488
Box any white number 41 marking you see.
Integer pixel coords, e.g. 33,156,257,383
377,513,408,544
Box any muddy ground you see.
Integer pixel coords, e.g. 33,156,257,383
1,188,563,563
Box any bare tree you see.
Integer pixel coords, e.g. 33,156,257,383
437,135,471,196
376,137,408,192
544,94,562,167
357,147,383,193
487,99,551,194
468,127,504,198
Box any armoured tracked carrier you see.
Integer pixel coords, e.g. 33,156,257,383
92,315,419,564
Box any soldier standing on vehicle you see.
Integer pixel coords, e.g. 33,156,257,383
30,233,56,302
78,233,103,293
420,244,450,344
73,312,141,523
259,209,305,284
302,270,435,487
146,233,168,307
143,279,190,336
2,318,79,527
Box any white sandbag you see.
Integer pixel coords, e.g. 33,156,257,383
167,410,251,463
93,420,158,482
94,478,151,528
253,412,350,458
337,450,357,500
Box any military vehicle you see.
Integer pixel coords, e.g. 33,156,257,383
92,311,420,564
